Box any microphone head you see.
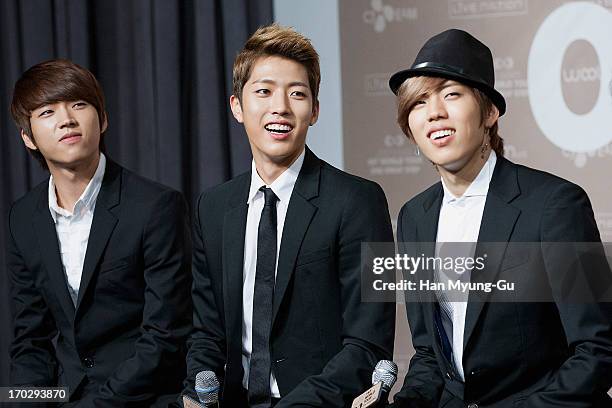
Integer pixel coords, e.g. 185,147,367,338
195,370,220,404
372,360,398,392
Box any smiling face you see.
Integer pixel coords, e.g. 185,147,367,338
23,100,107,170
230,55,319,169
405,79,498,174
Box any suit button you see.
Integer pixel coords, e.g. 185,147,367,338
467,404,479,408
82,357,94,368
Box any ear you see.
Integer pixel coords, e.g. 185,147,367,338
229,95,244,123
100,112,108,133
485,104,500,128
309,100,320,126
20,129,38,150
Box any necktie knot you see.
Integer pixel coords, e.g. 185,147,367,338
260,186,278,207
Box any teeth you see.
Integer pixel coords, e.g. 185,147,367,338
265,123,292,132
431,129,455,140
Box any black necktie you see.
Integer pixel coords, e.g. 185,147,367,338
248,186,278,407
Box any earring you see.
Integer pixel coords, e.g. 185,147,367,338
480,143,489,159
415,146,420,156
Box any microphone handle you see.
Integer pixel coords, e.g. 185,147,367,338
374,388,390,407
183,395,220,408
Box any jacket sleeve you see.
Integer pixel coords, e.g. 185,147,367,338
390,205,445,408
277,181,396,408
75,190,193,407
525,182,612,407
7,205,59,388
180,191,228,404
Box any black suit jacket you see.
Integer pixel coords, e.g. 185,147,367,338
393,156,612,408
184,148,396,407
6,160,192,407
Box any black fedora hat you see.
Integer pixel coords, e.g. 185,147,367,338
389,29,506,116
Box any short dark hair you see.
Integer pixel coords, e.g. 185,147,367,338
10,59,108,170
232,24,320,104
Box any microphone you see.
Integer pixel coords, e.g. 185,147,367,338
372,360,398,405
184,370,220,408
351,360,398,408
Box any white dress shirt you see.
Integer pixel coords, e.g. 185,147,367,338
242,149,305,397
48,153,106,305
435,151,496,381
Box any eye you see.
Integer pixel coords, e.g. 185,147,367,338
412,100,426,109
445,91,460,99
255,88,270,95
290,90,307,98
38,109,53,117
73,101,88,109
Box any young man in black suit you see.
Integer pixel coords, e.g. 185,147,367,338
184,24,395,407
388,29,612,407
7,59,192,406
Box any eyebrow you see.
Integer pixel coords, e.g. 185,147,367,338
251,79,309,88
415,81,461,99
439,80,460,90
421,81,460,96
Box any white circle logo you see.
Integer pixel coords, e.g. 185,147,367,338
528,2,612,153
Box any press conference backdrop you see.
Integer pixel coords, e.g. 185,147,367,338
337,0,612,394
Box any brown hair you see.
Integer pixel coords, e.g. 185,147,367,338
232,24,320,105
10,59,108,170
396,76,504,156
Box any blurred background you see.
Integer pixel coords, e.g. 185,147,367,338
2,0,611,395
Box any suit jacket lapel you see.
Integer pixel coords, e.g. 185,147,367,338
222,174,250,366
272,148,319,324
464,157,521,349
416,184,443,264
32,188,76,321
75,161,121,312
415,185,443,343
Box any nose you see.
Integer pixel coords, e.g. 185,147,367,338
56,104,78,129
270,91,290,116
427,95,447,121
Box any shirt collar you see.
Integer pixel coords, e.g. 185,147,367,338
441,150,497,204
48,153,107,222
247,149,305,205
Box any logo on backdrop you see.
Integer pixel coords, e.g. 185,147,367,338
528,2,612,157
494,56,515,71
363,0,417,33
364,72,394,96
504,144,528,161
562,144,612,168
448,0,528,19
561,39,600,115
591,0,612,10
494,56,529,99
367,134,424,176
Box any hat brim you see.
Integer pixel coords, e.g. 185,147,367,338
389,67,506,116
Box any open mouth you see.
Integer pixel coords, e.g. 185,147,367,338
429,129,455,140
264,123,293,134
